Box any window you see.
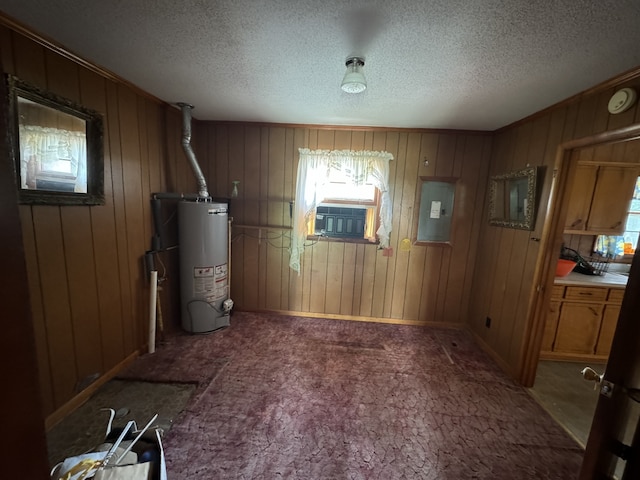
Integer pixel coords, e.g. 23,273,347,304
289,149,394,273
595,176,640,257
623,176,640,254
309,166,379,240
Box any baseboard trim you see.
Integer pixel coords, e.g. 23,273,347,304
237,308,465,329
467,330,518,380
539,351,608,363
45,350,140,431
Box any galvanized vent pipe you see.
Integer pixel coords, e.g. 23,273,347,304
177,102,209,199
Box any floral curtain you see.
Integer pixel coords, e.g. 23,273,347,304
289,148,394,273
18,124,87,193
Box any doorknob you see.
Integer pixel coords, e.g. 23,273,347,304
581,366,604,390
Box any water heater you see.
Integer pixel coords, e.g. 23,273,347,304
178,200,231,333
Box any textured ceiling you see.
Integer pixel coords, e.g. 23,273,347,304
2,1,640,130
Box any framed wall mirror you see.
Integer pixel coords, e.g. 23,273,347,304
488,166,537,230
6,75,104,205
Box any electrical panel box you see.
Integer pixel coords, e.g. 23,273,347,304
416,180,456,243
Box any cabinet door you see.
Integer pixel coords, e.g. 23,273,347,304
587,165,640,234
595,304,621,356
554,302,603,354
541,300,561,352
564,164,598,232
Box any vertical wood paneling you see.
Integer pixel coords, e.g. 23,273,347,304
389,132,420,318
340,243,357,315
325,242,345,315
370,131,390,318
309,241,329,313
258,127,269,308
19,208,54,413
47,51,105,382
32,207,77,405
4,25,174,417
5,27,55,414
80,69,126,371
442,136,487,324
242,126,261,309
266,127,286,310
197,123,491,326
1,50,50,476
117,85,147,351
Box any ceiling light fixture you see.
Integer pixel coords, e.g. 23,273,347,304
341,56,366,94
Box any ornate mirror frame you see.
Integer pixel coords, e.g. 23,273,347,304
6,75,104,205
488,166,537,230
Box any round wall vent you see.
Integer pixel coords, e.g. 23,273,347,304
607,87,637,114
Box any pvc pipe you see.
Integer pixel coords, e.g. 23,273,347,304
148,270,158,354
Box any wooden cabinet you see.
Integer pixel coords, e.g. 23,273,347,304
541,285,625,360
564,164,640,235
564,164,597,232
554,302,603,354
564,286,608,302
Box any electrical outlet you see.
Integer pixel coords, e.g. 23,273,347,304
485,316,491,328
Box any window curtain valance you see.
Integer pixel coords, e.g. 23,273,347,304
289,148,394,273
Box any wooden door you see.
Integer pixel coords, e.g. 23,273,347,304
587,165,640,234
580,248,640,479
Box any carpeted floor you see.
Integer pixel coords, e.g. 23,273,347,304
154,312,584,479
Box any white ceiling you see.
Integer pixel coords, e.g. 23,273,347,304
2,0,640,130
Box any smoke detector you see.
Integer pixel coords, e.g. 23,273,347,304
608,87,637,114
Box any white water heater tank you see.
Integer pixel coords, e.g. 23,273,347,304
178,201,231,333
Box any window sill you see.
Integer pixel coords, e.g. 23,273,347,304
306,235,379,246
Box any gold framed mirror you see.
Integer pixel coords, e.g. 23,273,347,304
488,166,537,230
6,75,104,205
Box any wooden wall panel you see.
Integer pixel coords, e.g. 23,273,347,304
3,25,172,420
0,51,50,477
200,124,491,324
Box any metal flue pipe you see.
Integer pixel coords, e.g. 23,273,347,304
177,102,209,199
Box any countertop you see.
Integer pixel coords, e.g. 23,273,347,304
554,271,628,288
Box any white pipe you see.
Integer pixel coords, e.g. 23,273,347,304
149,270,158,354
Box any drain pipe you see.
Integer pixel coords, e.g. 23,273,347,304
176,102,209,199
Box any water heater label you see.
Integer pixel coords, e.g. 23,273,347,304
208,207,228,215
213,263,228,300
193,266,215,300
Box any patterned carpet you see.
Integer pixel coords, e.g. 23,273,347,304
156,312,584,479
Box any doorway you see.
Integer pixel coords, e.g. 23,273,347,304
530,146,638,447
520,125,640,478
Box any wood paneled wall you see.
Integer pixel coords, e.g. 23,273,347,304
467,73,640,377
195,124,493,324
0,24,182,418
